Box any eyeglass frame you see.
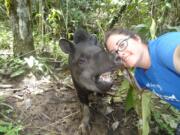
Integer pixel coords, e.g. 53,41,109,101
112,36,131,55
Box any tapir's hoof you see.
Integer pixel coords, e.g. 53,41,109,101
78,122,91,135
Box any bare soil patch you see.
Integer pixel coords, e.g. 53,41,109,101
1,72,138,135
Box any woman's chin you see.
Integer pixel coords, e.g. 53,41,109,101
125,62,137,68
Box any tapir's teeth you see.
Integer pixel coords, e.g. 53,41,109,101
99,72,112,82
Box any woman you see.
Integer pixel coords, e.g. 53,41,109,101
105,28,180,133
105,28,180,109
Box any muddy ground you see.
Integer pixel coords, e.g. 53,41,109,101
1,71,138,135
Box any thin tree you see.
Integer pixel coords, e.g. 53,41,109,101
9,0,35,57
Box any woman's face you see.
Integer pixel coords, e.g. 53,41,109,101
106,34,144,68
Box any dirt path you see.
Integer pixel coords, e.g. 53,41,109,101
1,72,138,135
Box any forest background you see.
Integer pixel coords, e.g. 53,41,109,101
0,0,180,135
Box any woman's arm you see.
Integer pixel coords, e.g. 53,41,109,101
174,45,180,73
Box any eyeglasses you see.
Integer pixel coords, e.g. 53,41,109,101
112,36,131,54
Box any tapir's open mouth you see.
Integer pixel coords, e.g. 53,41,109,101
95,71,114,92
96,72,113,83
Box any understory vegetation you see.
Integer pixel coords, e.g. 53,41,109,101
0,0,180,135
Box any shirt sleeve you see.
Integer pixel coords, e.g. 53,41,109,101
156,33,180,73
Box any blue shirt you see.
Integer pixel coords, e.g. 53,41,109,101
135,32,180,110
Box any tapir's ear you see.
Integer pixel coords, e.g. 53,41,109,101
90,34,98,45
74,29,89,44
59,39,74,54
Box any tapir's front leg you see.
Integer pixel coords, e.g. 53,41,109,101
76,89,92,135
79,104,91,135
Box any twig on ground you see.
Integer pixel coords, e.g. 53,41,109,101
25,111,80,132
0,84,14,88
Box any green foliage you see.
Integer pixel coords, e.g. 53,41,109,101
125,85,134,112
0,55,60,79
32,0,124,42
0,98,23,135
33,33,68,67
46,8,63,37
0,57,27,78
4,0,11,16
0,22,12,50
58,46,68,66
0,0,180,135
0,121,23,135
150,18,157,39
151,98,180,135
118,70,180,135
0,0,8,20
118,74,151,135
152,112,175,135
121,77,180,135
141,92,151,135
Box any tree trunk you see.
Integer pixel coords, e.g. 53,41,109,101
10,0,35,57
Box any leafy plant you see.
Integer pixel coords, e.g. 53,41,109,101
0,57,27,78
0,55,63,79
0,121,23,135
0,98,23,135
151,98,180,135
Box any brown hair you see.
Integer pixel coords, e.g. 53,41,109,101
105,28,136,47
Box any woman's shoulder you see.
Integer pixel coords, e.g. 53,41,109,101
158,32,180,39
156,32,180,45
148,32,180,52
148,32,180,72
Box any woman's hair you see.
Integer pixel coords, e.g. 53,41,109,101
104,28,136,47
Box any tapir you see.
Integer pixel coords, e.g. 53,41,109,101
59,29,121,134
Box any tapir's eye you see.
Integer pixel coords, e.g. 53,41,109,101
78,57,87,64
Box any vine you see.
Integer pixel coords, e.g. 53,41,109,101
4,0,11,16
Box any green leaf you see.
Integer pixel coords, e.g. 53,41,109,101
0,121,23,135
120,79,130,90
10,69,25,78
150,18,156,39
161,114,177,128
166,25,180,32
125,87,134,112
142,92,151,135
0,126,8,132
165,2,171,8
